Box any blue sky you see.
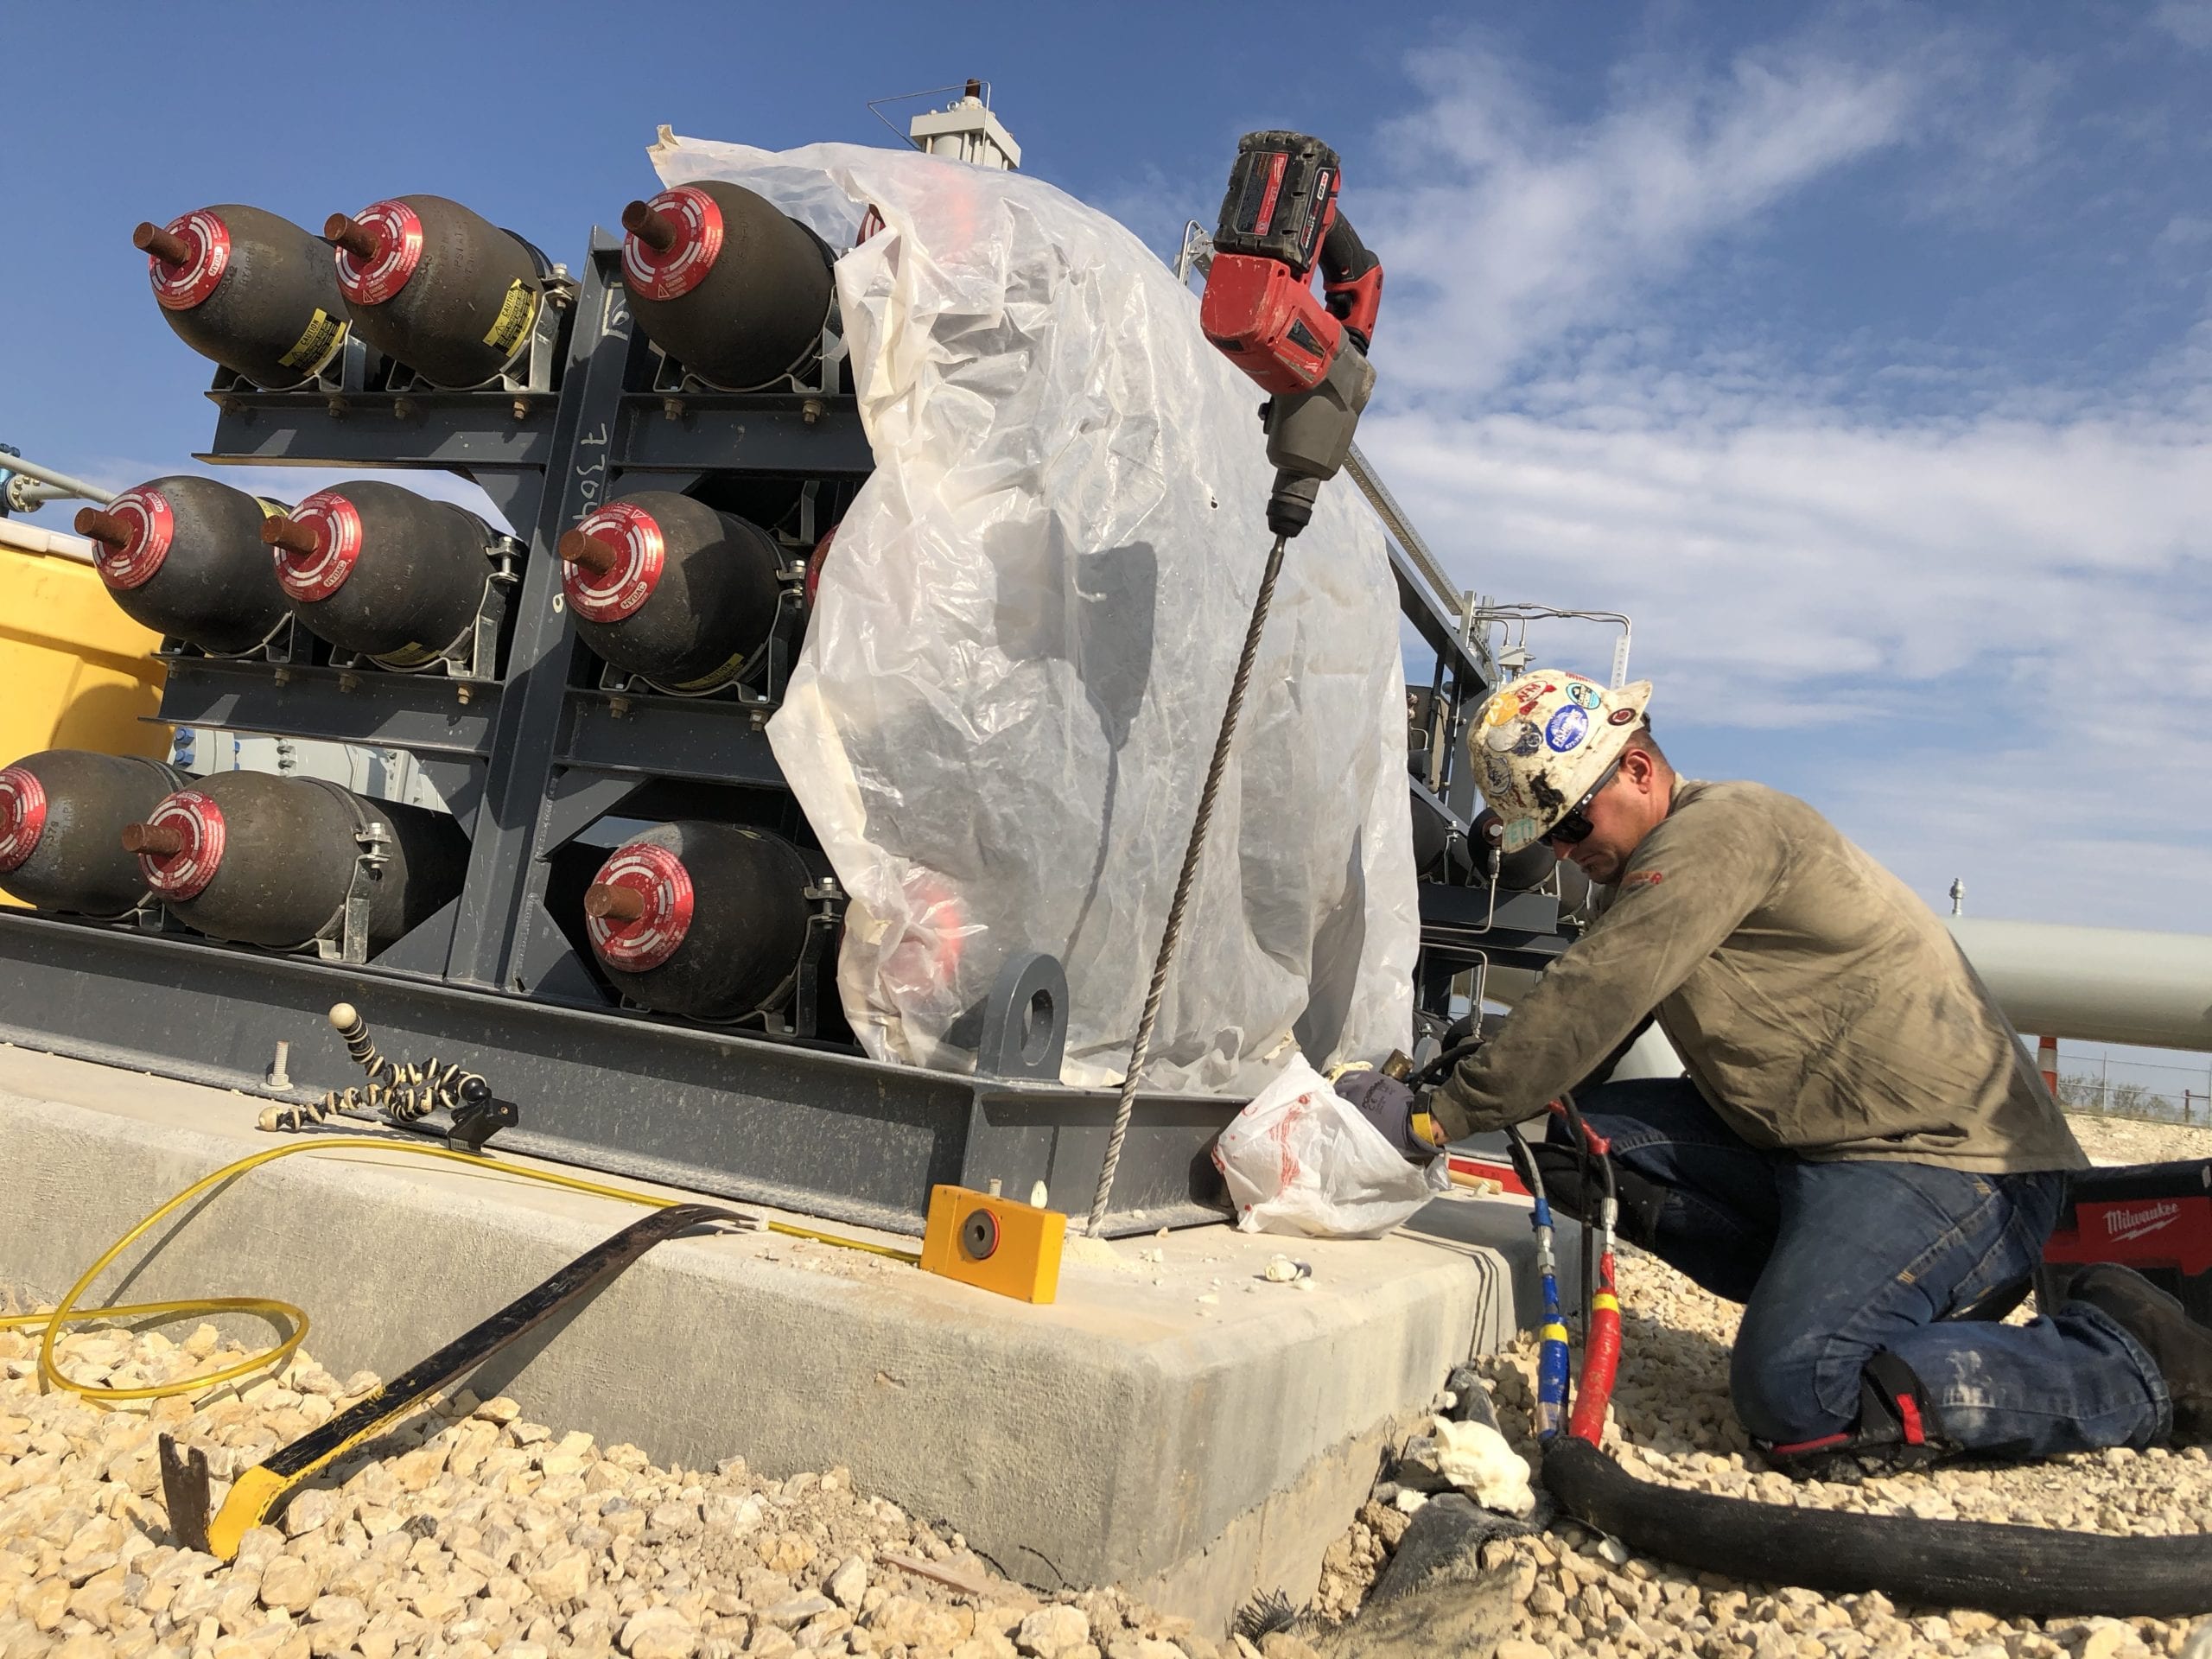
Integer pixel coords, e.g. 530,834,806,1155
3,4,2209,982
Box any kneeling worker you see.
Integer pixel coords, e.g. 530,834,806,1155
1419,668,2209,1474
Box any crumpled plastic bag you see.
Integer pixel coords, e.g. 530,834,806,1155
1212,1055,1446,1237
648,133,1418,1094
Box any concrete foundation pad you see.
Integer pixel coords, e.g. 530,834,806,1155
0,1044,1529,1630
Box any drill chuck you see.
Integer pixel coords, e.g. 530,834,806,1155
1263,342,1376,538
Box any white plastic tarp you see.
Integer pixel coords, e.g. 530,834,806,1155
652,135,1417,1093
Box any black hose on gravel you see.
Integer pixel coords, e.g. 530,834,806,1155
1541,1435,2212,1620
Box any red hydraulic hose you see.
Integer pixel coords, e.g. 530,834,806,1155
1567,1248,1621,1442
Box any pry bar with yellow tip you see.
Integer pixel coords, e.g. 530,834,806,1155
162,1200,751,1560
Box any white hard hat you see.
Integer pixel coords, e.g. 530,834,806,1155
1467,670,1655,852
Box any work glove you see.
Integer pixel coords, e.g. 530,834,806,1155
1331,1068,1446,1162
1417,1024,1534,1140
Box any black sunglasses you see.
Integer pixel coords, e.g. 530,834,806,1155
1543,759,1624,849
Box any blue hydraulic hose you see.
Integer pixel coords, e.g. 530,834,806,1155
1507,1134,1572,1440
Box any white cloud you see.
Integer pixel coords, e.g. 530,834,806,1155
1363,41,1917,393
1351,25,2212,937
1371,403,2212,712
2153,1,2212,50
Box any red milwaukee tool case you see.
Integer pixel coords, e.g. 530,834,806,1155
2038,1160,2212,1325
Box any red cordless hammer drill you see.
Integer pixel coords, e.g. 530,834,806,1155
1199,130,1383,538
1086,131,1388,1233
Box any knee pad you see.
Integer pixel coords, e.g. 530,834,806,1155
1756,1351,1955,1484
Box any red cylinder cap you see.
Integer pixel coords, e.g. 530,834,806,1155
620,187,726,303
332,199,426,306
884,871,968,996
271,489,365,601
136,789,226,900
562,500,666,623
586,840,695,972
0,766,48,874
145,210,232,311
88,486,176,591
804,521,839,607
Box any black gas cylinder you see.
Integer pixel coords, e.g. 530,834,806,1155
124,771,467,952
136,204,350,389
258,480,493,666
620,181,833,388
75,475,290,656
0,750,185,917
560,491,785,690
326,194,548,388
582,822,825,1020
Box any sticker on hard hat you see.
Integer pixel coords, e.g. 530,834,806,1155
1608,709,1637,726
1482,697,1517,727
1566,681,1603,710
1544,706,1589,752
1484,719,1529,754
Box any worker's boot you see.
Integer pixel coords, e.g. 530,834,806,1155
2066,1264,2212,1443
1758,1352,1955,1484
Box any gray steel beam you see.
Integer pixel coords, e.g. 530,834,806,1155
443,248,637,990
613,393,875,476
558,692,786,785
156,656,498,758
0,912,1231,1237
197,392,558,471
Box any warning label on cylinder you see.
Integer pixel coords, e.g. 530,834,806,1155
481,281,538,359
279,308,347,373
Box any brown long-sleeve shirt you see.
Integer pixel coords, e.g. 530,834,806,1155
1438,779,2085,1173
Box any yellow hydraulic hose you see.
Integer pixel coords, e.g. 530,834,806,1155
0,1135,918,1406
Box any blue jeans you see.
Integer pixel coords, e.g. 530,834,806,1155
1560,1077,2170,1459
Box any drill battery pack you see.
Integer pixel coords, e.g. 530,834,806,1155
2037,1159,2212,1325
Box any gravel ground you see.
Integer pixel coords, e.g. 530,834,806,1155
2067,1115,2212,1167
0,1319,1229,1659
2,1109,2208,1659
